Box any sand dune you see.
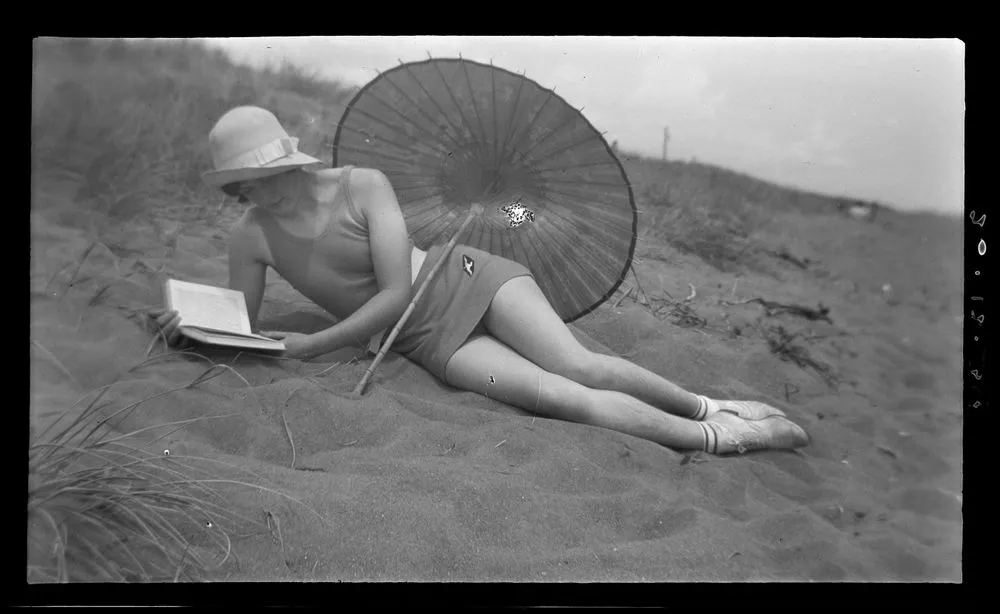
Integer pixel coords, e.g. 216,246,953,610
29,183,962,582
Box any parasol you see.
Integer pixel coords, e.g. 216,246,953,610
332,57,637,393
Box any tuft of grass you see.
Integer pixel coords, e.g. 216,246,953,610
29,351,329,583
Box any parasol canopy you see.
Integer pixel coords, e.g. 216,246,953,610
332,57,636,323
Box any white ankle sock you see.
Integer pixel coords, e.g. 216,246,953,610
699,422,721,454
693,394,720,420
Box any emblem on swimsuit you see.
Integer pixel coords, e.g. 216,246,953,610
462,254,475,278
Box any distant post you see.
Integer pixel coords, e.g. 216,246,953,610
662,126,670,161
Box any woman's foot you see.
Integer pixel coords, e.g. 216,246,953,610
695,395,788,421
717,399,787,421
700,410,810,455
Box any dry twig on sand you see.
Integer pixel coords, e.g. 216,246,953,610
31,341,82,389
763,325,838,388
768,248,811,270
783,383,800,403
281,391,299,470
722,297,832,323
645,291,708,329
630,264,650,306
684,284,697,302
265,511,291,570
612,286,633,309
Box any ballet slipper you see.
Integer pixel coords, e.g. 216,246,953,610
716,399,788,421
704,411,810,455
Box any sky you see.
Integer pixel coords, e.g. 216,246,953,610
202,36,964,216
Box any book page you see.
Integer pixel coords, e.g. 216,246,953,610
174,288,244,332
167,280,250,334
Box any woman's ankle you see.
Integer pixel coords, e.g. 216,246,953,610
692,394,720,421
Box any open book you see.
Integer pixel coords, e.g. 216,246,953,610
163,279,285,353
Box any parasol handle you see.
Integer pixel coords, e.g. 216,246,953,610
353,206,483,396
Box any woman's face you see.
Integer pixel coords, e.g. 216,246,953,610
227,171,297,215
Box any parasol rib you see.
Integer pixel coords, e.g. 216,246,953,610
385,180,447,192
459,60,493,168
495,89,557,169
347,99,453,158
468,216,491,256
402,202,448,222
519,133,610,168
344,129,443,169
407,205,459,239
541,203,633,237
541,200,635,269
347,105,450,160
548,209,632,280
405,204,451,230
532,159,622,174
380,175,441,190
413,208,471,247
533,177,635,189
543,193,636,242
522,209,612,310
334,147,441,176
538,229,602,315
491,66,499,166
334,140,438,169
398,198,450,219
430,60,489,162
372,171,448,187
496,70,530,164
510,225,577,318
539,182,634,208
359,86,458,155
508,106,587,167
404,65,473,157
381,71,466,152
335,119,444,164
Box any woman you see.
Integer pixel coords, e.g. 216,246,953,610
152,106,810,456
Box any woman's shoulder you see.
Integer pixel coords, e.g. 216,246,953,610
337,167,392,198
312,165,382,182
311,166,380,192
321,166,391,214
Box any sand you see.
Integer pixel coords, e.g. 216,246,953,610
29,179,962,583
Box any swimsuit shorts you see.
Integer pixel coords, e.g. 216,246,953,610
387,243,533,384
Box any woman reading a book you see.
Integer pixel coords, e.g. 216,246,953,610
150,106,809,456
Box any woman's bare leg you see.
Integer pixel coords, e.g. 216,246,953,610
482,276,703,418
444,334,707,450
445,334,809,454
483,276,793,423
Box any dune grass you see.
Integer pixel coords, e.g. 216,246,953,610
623,154,886,275
32,37,353,228
28,350,329,583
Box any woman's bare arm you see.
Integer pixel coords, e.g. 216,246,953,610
227,214,268,331
307,168,412,354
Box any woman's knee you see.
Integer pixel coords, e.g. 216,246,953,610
535,373,598,422
558,351,614,390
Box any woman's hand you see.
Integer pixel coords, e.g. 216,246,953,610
260,331,318,359
147,308,185,347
